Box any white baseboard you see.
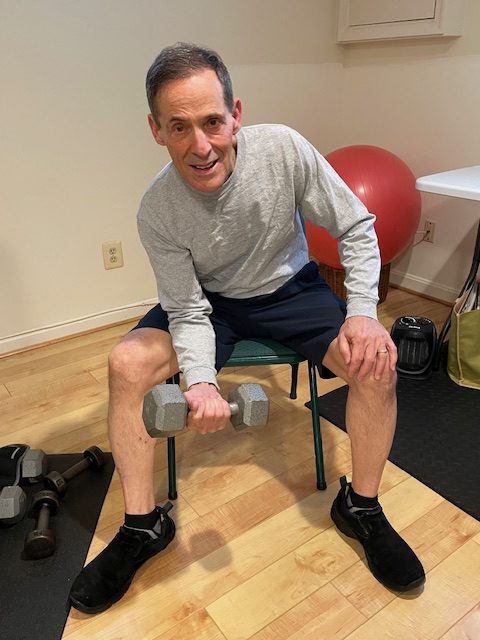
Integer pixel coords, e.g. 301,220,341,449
389,269,457,303
0,299,158,356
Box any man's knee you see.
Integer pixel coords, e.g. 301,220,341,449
349,368,397,399
108,329,177,389
323,338,397,395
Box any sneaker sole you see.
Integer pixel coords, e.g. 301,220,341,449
331,501,425,593
69,523,176,614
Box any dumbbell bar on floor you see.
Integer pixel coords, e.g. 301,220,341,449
44,446,105,496
143,383,269,438
0,448,48,525
23,489,59,560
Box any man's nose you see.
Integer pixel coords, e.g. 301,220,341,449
190,127,212,157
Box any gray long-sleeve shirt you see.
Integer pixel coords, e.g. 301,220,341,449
138,124,380,388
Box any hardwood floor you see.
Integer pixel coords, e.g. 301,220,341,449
2,288,480,640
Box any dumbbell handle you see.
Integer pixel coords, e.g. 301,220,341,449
61,457,91,481
36,503,51,531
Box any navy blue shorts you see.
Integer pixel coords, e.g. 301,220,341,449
133,261,346,377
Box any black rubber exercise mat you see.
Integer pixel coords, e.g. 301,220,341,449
307,366,480,521
0,452,115,640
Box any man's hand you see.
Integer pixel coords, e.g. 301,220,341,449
337,316,397,381
183,382,231,434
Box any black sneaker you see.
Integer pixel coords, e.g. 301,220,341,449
69,502,175,614
331,477,425,592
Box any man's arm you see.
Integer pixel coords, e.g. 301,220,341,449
138,217,233,431
292,131,396,377
138,216,218,389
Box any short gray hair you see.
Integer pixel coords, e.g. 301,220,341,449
146,42,234,121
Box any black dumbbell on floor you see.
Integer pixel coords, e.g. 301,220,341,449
44,446,105,496
23,489,60,559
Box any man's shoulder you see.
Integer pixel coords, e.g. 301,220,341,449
138,163,177,214
241,123,303,144
144,162,174,195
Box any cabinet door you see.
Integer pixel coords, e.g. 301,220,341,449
348,0,436,26
337,0,464,42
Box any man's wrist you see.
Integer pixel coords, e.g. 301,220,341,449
187,381,217,391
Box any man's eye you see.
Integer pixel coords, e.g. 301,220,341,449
208,119,221,128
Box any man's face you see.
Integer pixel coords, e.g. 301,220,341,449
148,69,242,193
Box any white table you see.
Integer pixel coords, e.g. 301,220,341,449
416,166,480,366
416,166,480,202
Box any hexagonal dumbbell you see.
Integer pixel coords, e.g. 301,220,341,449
143,383,269,438
22,448,48,483
43,446,105,496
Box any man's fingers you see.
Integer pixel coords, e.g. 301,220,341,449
337,333,352,365
353,343,378,380
374,350,389,380
186,397,230,434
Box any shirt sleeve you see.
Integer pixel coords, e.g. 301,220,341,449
137,215,219,388
292,132,380,319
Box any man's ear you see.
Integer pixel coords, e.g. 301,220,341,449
147,113,165,145
231,98,242,135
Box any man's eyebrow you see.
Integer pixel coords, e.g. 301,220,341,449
166,112,225,125
167,115,185,124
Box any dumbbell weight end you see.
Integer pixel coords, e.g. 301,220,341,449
228,383,269,430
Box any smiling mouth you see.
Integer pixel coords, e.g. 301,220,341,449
190,160,218,171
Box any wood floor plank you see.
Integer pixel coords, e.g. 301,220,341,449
342,540,480,640
206,526,360,640
4,356,105,396
1,385,108,448
152,609,227,640
248,583,366,640
0,383,11,399
0,335,114,383
439,604,480,639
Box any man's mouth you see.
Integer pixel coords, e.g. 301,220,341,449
190,160,217,171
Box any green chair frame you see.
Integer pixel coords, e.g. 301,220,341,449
165,338,326,500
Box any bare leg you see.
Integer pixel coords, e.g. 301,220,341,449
322,337,397,497
107,328,179,514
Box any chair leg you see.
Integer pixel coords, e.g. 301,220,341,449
307,360,326,490
167,437,178,500
289,363,299,399
166,374,180,500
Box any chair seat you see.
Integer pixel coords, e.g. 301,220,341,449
226,338,306,367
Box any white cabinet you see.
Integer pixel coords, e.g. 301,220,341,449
337,0,464,43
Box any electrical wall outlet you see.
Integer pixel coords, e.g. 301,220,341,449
102,241,124,269
424,220,436,243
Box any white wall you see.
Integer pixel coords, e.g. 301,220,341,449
1,0,342,352
2,0,480,353
334,0,480,301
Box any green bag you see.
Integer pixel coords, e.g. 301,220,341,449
447,278,480,390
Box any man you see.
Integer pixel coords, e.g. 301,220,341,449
69,42,425,614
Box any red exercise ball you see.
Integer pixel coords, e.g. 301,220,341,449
305,145,421,269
